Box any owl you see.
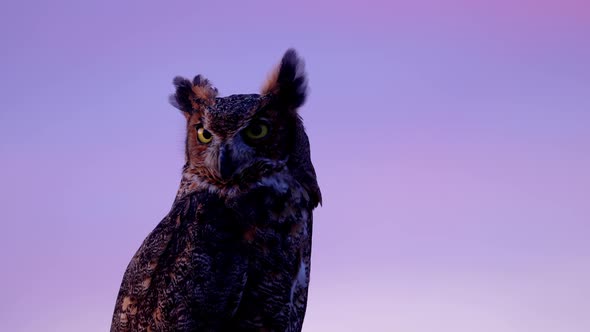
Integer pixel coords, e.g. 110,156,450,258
110,49,321,332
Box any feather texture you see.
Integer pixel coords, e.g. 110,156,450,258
111,49,320,332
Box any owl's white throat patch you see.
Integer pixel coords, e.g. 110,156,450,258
257,171,290,195
176,164,294,201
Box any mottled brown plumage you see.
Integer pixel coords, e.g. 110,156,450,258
111,49,321,332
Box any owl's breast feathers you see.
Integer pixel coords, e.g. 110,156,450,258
111,174,315,332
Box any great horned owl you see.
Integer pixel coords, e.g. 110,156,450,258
110,49,321,332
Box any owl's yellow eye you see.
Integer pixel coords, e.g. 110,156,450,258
244,123,269,140
197,127,213,143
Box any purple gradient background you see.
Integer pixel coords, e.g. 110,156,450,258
1,1,589,331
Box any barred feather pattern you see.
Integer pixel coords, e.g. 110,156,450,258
111,170,315,332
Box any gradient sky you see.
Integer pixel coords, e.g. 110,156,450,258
1,1,589,331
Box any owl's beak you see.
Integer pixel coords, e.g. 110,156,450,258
219,144,237,180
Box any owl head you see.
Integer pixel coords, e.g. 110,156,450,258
170,49,321,206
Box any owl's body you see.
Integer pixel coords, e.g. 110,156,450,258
111,50,321,332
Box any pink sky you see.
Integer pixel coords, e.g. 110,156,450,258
1,1,589,331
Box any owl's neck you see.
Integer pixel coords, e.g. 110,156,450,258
174,172,202,202
174,161,290,202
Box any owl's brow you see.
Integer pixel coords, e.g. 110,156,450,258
247,96,275,119
242,105,267,123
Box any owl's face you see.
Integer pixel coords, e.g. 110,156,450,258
170,49,309,189
184,94,295,185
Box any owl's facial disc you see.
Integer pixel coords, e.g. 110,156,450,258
215,120,272,180
183,94,292,186
201,125,282,185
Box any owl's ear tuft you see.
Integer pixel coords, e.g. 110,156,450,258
261,49,308,109
169,74,218,116
169,76,193,112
